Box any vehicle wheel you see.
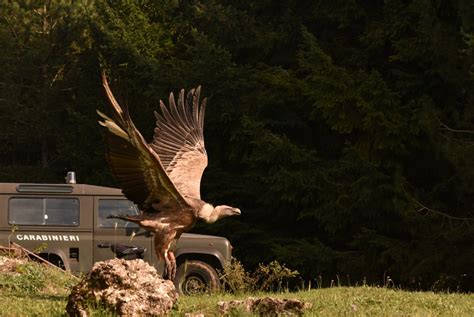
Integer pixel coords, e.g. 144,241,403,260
174,260,220,295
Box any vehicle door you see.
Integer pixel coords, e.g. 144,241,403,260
4,195,93,273
93,196,153,264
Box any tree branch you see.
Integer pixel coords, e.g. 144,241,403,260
439,132,474,146
412,197,474,223
437,118,474,134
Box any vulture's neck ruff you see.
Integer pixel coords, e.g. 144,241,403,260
199,203,242,223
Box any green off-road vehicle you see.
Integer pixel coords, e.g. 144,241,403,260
0,173,232,294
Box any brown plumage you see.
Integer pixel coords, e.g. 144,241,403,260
97,72,240,280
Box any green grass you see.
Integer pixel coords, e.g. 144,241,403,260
0,260,473,316
172,287,474,316
0,259,77,316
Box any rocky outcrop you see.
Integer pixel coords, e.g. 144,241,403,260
66,258,177,316
217,297,312,316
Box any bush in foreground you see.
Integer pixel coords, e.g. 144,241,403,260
219,258,299,293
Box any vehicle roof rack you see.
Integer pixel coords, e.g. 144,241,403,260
16,184,74,193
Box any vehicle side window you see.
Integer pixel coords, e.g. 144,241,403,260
9,197,79,226
98,199,139,228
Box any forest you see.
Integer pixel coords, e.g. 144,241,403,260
0,0,473,291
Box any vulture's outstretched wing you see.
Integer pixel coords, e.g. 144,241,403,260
150,87,208,199
98,72,188,210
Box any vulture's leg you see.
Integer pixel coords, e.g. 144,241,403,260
167,250,177,280
154,232,172,280
163,249,173,280
153,229,177,280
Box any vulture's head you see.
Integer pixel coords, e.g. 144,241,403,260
199,204,241,223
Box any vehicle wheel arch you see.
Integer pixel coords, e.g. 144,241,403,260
37,250,68,270
175,252,223,272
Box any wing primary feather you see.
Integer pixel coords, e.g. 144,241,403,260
156,132,185,147
174,89,190,128
192,86,201,125
159,100,174,123
154,110,163,122
101,72,126,124
161,99,187,135
183,88,195,127
156,121,187,138
199,98,207,131
158,130,182,144
159,101,188,136
169,92,181,125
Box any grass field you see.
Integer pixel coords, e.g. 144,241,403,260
173,288,474,316
0,260,473,316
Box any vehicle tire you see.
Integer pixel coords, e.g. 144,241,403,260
174,260,220,295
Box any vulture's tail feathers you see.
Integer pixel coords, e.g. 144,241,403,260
107,214,144,225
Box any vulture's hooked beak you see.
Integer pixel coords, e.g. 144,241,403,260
232,208,241,216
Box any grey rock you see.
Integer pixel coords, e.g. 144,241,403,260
217,297,312,316
66,258,178,316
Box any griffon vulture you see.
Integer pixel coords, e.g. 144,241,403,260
97,72,241,280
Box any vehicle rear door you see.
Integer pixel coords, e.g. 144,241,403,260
93,196,153,264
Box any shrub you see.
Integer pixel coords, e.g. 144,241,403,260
253,260,299,292
220,258,299,293
219,257,253,293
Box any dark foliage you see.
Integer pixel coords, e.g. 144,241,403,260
1,0,473,291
